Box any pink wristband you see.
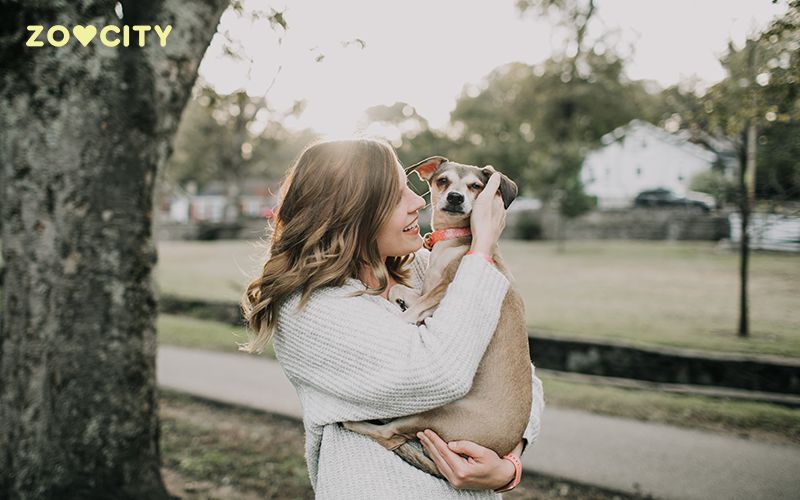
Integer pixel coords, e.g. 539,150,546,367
466,250,494,266
494,453,522,493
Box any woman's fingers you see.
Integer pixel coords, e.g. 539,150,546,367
418,430,517,490
418,431,456,483
446,439,488,459
470,173,506,256
477,172,501,202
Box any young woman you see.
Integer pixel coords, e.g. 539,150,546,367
242,138,544,499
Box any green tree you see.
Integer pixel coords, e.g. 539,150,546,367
673,0,800,337
166,87,314,220
443,52,657,246
0,1,229,498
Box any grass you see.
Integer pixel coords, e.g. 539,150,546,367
158,240,264,302
155,239,800,447
158,314,275,358
160,391,313,499
501,240,800,358
158,239,800,358
539,374,800,445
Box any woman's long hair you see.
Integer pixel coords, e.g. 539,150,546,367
241,138,414,353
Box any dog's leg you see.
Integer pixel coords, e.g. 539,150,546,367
341,420,414,451
398,282,447,323
343,421,445,478
388,284,421,312
397,260,457,324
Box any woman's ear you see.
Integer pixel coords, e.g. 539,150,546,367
405,156,448,182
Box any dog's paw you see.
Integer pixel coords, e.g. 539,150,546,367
388,285,420,312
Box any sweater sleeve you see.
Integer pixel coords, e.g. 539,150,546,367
273,254,509,424
521,365,545,455
408,248,429,291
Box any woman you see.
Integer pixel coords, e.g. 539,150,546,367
242,138,544,499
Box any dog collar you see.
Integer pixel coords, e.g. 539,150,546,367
423,228,472,250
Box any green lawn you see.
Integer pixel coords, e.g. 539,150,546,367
157,240,265,302
158,239,800,358
500,240,800,358
540,374,800,445
158,313,275,358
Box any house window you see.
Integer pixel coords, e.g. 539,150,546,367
636,168,641,177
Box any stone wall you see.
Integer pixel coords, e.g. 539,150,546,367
507,208,730,241
159,296,800,396
528,330,800,395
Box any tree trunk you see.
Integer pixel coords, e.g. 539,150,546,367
0,1,228,499
738,129,750,338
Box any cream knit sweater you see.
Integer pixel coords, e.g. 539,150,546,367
273,251,545,499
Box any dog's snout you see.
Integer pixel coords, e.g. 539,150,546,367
447,191,464,205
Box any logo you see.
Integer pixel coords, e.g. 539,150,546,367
27,25,172,47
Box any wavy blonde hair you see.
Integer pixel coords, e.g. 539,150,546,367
241,138,414,353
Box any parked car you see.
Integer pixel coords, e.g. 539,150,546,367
633,189,711,212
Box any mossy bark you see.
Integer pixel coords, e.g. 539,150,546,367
0,1,229,498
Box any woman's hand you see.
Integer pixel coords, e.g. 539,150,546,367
470,173,506,257
417,429,523,490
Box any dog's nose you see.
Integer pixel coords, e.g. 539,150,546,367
447,191,464,205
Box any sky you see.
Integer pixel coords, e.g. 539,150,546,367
198,0,790,137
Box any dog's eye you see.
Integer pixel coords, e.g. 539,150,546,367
470,183,484,190
436,177,449,187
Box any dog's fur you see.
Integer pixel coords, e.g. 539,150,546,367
343,157,532,479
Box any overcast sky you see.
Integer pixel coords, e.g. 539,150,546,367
198,0,789,136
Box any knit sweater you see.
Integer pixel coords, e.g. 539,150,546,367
272,251,545,499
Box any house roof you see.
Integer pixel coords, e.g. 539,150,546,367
599,120,717,163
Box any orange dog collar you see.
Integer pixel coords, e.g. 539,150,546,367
423,228,472,250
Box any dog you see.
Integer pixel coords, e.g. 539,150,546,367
343,157,532,479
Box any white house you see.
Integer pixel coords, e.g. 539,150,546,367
580,120,720,208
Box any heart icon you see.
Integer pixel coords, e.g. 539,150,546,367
73,25,97,47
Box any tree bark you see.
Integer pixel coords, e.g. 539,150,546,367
0,1,229,499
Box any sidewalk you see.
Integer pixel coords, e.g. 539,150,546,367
157,345,800,500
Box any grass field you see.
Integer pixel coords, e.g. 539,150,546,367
158,239,800,358
156,239,800,444
501,240,800,358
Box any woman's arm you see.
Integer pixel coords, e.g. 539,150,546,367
418,430,522,491
417,364,544,490
522,366,545,453
273,254,509,422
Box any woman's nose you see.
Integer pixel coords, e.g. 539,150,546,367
412,192,425,211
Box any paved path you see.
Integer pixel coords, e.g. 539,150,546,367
157,346,800,500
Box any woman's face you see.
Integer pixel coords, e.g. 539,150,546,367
376,163,426,259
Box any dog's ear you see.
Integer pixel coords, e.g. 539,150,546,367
482,166,518,210
406,156,448,182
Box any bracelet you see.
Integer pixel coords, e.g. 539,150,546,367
493,453,522,493
466,250,494,266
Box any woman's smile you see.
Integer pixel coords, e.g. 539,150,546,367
403,218,420,234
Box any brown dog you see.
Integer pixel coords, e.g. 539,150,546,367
343,157,532,479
